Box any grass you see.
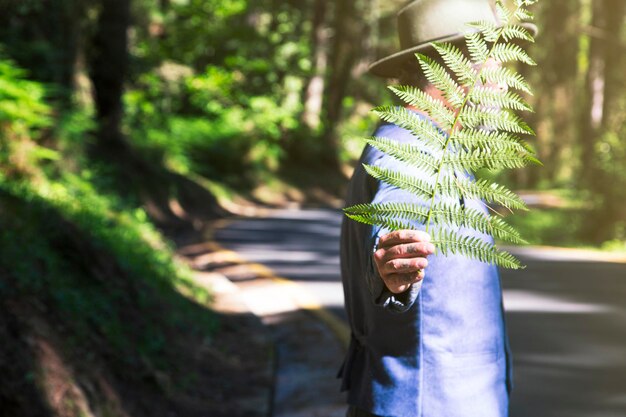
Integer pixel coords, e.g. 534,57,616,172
0,172,218,372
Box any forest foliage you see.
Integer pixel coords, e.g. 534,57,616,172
0,0,625,414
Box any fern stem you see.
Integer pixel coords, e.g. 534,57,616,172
424,26,505,235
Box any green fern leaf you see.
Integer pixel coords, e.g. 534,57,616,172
480,66,532,94
363,164,529,211
443,147,539,171
453,129,537,154
465,31,490,62
415,53,465,107
501,24,535,43
469,87,533,112
344,201,525,244
344,210,414,231
430,203,527,244
460,107,535,135
364,136,439,172
432,42,477,86
451,133,535,160
433,229,524,269
465,21,500,43
495,0,513,24
373,106,447,149
388,85,455,129
515,7,534,21
491,43,536,65
363,164,434,201
437,176,529,210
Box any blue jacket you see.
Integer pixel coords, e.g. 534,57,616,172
338,117,513,417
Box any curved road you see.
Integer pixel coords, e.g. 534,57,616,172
215,208,626,417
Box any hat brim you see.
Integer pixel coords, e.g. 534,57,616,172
368,22,538,78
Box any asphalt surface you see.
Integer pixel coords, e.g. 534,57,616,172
214,208,626,417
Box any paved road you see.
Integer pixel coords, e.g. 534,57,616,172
215,208,626,417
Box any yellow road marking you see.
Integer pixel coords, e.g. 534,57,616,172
205,219,350,350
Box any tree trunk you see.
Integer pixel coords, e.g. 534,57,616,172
579,0,626,242
319,0,363,171
578,0,606,187
87,0,131,147
301,0,328,131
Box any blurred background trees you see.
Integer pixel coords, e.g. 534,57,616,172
0,0,625,414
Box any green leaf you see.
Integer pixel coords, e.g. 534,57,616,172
432,42,477,86
388,85,455,129
495,0,513,25
469,87,533,112
460,107,536,135
515,7,534,21
480,66,532,94
415,52,466,107
465,31,490,62
443,147,539,171
363,164,434,201
364,136,439,172
343,206,415,231
466,21,501,43
501,24,535,43
437,176,529,210
453,129,537,155
491,43,536,65
450,131,535,162
373,106,447,150
433,229,524,269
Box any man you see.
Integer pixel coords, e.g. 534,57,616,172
338,1,537,416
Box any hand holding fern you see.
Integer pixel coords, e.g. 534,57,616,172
373,230,436,294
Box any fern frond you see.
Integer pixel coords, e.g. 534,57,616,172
344,202,526,244
443,147,539,171
363,163,529,211
433,229,524,269
437,176,529,210
495,0,513,25
364,136,439,172
469,87,533,112
453,129,536,154
465,31,490,62
373,106,447,149
460,107,535,135
514,7,534,21
501,24,535,43
343,209,414,232
415,53,466,107
388,85,455,129
431,203,526,244
481,66,532,94
491,43,536,65
363,164,434,201
432,42,477,86
451,132,535,161
465,21,500,43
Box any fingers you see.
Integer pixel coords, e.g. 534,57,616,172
374,241,436,264
379,257,429,275
384,270,426,294
378,230,431,249
373,230,434,294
